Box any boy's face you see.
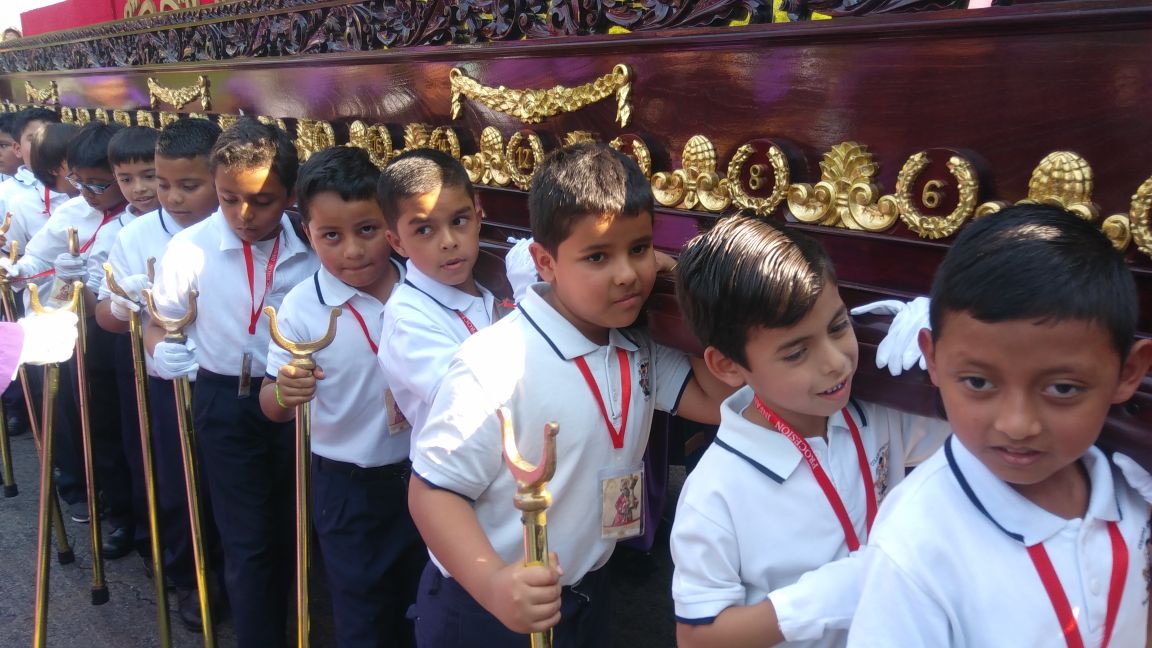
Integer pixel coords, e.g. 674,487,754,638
305,192,395,298
215,164,292,242
17,119,48,168
114,159,158,215
69,165,125,212
384,184,480,292
156,155,217,228
0,131,20,176
707,284,857,436
531,212,658,344
920,312,1151,501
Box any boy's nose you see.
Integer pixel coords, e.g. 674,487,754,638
613,258,639,285
993,392,1042,441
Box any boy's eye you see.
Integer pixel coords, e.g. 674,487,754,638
829,318,851,334
585,253,605,263
452,215,471,227
181,183,200,192
629,243,650,255
414,225,432,236
359,225,378,235
322,232,340,241
1044,383,1084,398
157,182,170,190
782,348,806,363
220,196,238,204
960,376,994,392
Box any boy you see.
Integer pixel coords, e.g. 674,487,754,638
407,143,731,647
0,107,60,220
670,215,950,648
847,205,1152,646
377,148,497,437
0,113,20,181
96,117,221,631
5,123,79,261
146,117,317,647
260,146,425,648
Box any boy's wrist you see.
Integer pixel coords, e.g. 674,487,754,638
273,382,290,409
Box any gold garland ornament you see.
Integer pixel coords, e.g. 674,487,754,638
24,81,58,105
450,64,633,127
787,142,897,232
893,152,979,240
1129,174,1152,259
148,75,210,111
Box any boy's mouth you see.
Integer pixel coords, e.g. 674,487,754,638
441,257,467,271
818,380,848,397
993,446,1042,467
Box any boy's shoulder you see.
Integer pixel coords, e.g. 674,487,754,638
168,210,219,246
51,195,92,220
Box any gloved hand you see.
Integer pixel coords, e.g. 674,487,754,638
53,252,87,281
107,273,151,322
851,297,931,376
153,338,199,380
504,237,538,304
1113,453,1152,503
0,256,17,277
17,309,79,366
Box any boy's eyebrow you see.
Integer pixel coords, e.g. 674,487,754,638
577,234,653,254
776,334,810,353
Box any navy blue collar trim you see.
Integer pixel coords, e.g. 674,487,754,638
403,278,456,312
158,208,171,235
945,437,1024,543
517,303,565,360
313,271,326,306
714,437,785,484
848,397,867,427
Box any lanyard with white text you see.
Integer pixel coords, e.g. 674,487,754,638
1026,521,1126,648
573,348,631,449
455,310,478,335
752,396,875,551
345,302,378,354
242,236,281,335
79,205,125,254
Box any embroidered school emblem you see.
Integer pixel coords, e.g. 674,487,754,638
1141,516,1152,601
872,442,891,503
638,360,651,398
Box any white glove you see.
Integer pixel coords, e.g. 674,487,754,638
16,310,79,366
1114,453,1152,503
851,297,930,376
108,273,151,321
53,252,87,281
153,339,199,380
504,237,537,303
0,256,18,277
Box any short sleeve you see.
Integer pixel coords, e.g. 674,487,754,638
768,552,864,641
670,497,745,623
264,293,307,380
378,303,459,419
151,237,202,321
652,341,691,414
846,546,952,647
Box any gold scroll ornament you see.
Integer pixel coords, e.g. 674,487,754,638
25,81,58,106
1129,175,1152,259
148,75,210,112
652,135,731,213
450,64,633,128
787,142,898,232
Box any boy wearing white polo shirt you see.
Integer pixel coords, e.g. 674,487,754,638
408,143,732,647
670,216,949,648
0,108,60,220
261,146,425,648
377,148,496,436
145,118,318,647
848,205,1152,647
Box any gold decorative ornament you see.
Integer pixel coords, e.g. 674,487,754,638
893,152,979,239
787,142,897,232
148,75,210,111
159,111,179,128
726,140,790,216
111,110,133,127
506,130,546,191
1101,214,1132,253
652,135,730,213
461,127,510,187
75,109,92,126
135,110,155,128
188,112,211,121
402,124,462,159
24,81,58,105
609,135,652,177
93,109,110,124
60,107,75,123
450,64,633,127
564,131,597,146
348,120,394,168
403,124,431,151
216,113,239,131
1129,174,1152,259
293,119,336,162
1018,151,1099,221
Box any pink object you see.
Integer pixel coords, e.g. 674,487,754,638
0,322,24,393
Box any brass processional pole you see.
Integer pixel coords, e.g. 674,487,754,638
498,407,559,648
143,287,216,648
264,304,341,648
105,260,172,647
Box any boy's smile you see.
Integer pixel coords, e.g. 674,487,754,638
385,185,480,295
921,312,1150,514
114,159,159,214
215,165,292,242
531,211,657,345
306,192,398,301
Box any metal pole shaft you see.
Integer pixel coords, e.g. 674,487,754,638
73,292,108,605
0,399,16,497
297,401,311,648
33,364,60,648
172,376,216,648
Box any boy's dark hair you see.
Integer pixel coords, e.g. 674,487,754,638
29,123,80,188
11,107,60,141
157,118,222,160
0,113,15,138
930,204,1139,358
67,122,122,171
296,146,380,223
107,126,158,167
676,215,836,368
528,142,654,254
210,117,298,194
377,148,474,228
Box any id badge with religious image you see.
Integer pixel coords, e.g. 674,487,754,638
384,389,410,436
599,463,644,541
237,351,252,398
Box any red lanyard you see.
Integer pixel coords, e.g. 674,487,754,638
573,348,631,449
345,303,378,354
1026,522,1126,648
455,310,478,335
242,236,281,335
79,206,124,254
43,186,51,215
752,396,876,551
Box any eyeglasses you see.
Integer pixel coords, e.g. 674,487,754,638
66,174,113,195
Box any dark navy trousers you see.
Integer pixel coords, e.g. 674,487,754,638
312,455,425,648
412,562,610,648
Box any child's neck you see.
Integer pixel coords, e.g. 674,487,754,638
541,288,609,345
744,397,829,440
361,260,400,303
453,275,481,298
1010,461,1090,520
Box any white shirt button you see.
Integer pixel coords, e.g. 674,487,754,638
1089,578,1102,595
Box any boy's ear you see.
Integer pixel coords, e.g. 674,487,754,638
918,328,940,387
702,346,748,389
529,241,556,283
384,228,407,258
1112,338,1152,404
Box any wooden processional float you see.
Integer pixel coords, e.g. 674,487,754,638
0,0,1148,464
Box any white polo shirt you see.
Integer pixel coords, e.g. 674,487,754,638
413,282,693,585
848,437,1150,647
150,210,318,378
16,196,127,303
0,167,41,221
378,260,496,436
671,386,950,645
4,186,70,255
265,260,411,467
